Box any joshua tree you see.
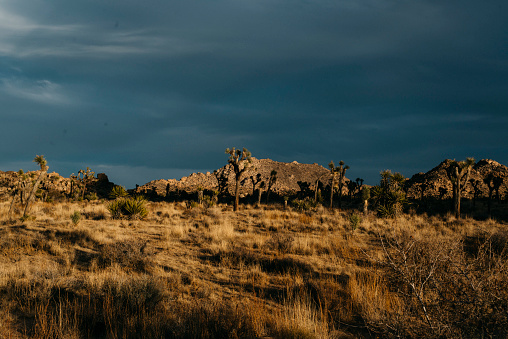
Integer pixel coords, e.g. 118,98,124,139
484,174,503,214
329,162,338,209
77,167,95,200
469,179,482,208
8,170,28,221
445,158,475,219
329,160,349,209
257,181,265,205
249,173,262,197
266,170,278,204
225,147,252,211
23,155,48,218
214,167,231,197
314,172,327,203
347,181,357,199
197,186,204,205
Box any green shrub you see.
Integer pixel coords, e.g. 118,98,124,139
107,196,148,220
292,197,316,211
349,213,361,232
71,211,81,226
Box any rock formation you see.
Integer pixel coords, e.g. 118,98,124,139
134,158,345,199
406,159,508,200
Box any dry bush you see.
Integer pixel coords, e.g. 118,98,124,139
96,240,154,273
373,228,508,338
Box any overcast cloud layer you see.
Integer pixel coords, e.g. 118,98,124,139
1,0,507,187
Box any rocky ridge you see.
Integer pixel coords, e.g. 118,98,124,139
406,159,508,200
134,158,340,198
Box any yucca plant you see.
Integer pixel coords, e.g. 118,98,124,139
107,196,148,219
123,196,148,219
109,185,128,199
371,170,407,218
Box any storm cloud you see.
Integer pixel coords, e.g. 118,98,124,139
1,0,507,187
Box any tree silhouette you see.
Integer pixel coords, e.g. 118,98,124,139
225,147,252,211
266,170,277,204
329,160,349,209
484,174,503,215
445,158,475,219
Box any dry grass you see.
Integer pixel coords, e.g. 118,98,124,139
0,199,506,338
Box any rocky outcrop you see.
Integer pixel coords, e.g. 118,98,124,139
134,158,348,198
0,170,114,201
406,159,508,200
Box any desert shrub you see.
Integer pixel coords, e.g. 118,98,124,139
265,234,295,254
292,197,316,211
107,199,123,219
84,192,98,201
107,196,148,219
202,195,216,208
349,213,361,232
70,211,81,226
97,241,153,272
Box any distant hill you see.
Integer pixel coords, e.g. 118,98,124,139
134,158,347,198
406,159,508,200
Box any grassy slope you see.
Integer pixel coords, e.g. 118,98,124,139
0,200,507,338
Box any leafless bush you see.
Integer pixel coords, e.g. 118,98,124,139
376,229,508,338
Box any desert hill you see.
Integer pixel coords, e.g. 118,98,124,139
406,159,508,200
134,158,347,199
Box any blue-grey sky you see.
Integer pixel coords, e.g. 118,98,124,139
1,0,507,188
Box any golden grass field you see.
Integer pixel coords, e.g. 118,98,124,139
0,199,507,338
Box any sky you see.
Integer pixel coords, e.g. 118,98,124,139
1,0,507,188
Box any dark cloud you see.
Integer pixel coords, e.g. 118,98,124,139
1,0,507,187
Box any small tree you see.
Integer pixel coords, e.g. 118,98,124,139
445,158,475,219
23,155,48,218
225,147,252,211
484,174,503,215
